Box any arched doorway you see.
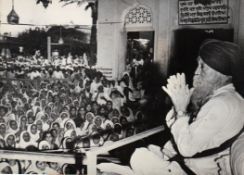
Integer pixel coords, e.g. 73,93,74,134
123,4,155,84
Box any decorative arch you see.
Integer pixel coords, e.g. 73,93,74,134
123,4,153,31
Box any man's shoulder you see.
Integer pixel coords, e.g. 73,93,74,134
209,89,244,109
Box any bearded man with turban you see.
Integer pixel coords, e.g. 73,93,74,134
97,39,244,175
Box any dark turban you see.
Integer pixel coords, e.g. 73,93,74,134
199,39,244,97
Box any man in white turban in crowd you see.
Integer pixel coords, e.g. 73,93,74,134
97,39,244,175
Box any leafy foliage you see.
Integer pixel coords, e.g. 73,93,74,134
17,27,89,56
17,28,48,55
35,0,98,66
59,0,88,6
36,0,52,8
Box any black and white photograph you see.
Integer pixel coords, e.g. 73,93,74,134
0,0,244,174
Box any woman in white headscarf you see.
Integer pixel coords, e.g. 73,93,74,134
7,119,19,135
82,112,95,135
88,115,102,136
62,119,77,148
51,121,61,131
36,112,50,132
102,119,114,141
17,131,37,150
64,119,76,132
35,111,44,121
38,140,51,150
32,105,41,117
5,110,16,123
27,124,40,144
56,112,70,129
61,129,77,150
61,137,73,150
26,109,34,119
35,119,43,135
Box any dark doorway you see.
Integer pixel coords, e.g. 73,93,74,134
126,31,154,66
169,28,234,86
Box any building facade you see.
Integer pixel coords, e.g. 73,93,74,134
96,0,244,80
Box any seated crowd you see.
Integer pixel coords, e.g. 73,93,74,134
0,159,71,174
0,68,148,151
0,52,152,174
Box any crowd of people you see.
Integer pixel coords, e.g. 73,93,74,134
0,51,153,174
0,50,90,80
0,159,69,174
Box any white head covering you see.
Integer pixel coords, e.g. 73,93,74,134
85,112,95,124
6,119,19,135
32,106,41,116
61,137,74,149
64,119,76,132
42,122,50,132
35,119,43,132
6,113,16,122
36,111,45,121
27,124,40,142
94,116,103,128
38,140,51,150
64,129,76,138
103,120,114,129
26,109,34,118
17,131,35,149
51,121,61,130
58,112,70,129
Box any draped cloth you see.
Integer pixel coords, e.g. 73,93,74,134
97,147,185,175
231,132,244,175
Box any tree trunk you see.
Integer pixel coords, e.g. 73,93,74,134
89,0,98,66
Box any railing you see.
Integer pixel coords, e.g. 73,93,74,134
86,125,164,174
0,149,79,164
0,126,165,175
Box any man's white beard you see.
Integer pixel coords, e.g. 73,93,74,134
190,84,214,112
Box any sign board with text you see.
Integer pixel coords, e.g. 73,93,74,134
178,0,229,25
